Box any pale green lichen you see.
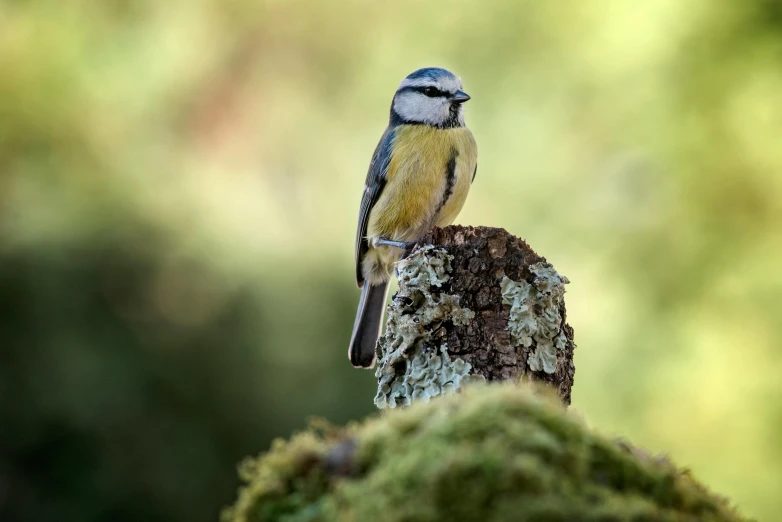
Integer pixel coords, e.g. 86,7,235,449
501,262,570,374
500,277,537,348
374,245,482,409
375,343,484,409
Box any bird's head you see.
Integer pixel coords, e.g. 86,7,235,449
390,67,470,128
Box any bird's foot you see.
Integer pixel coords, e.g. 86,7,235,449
402,241,419,259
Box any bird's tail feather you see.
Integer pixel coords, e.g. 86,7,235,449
349,281,389,368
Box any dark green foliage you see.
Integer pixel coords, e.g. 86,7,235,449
0,226,376,522
225,384,749,522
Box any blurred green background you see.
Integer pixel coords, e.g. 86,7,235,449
1,1,780,521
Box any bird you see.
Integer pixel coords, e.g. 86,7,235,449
349,67,478,368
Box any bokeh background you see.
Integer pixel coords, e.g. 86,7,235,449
1,1,781,520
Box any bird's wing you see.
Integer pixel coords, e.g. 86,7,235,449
472,163,477,183
355,126,396,287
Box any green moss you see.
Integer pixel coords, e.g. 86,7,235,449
501,262,570,374
374,246,480,409
224,384,750,522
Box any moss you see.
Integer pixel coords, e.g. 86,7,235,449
501,262,570,374
374,246,481,409
223,384,751,522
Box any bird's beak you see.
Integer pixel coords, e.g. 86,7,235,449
452,90,471,103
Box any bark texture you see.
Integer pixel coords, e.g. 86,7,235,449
374,225,576,408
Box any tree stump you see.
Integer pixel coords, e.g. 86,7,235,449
374,225,576,408
224,226,751,522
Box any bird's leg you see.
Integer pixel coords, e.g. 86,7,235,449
372,237,416,251
374,237,420,260
373,237,421,279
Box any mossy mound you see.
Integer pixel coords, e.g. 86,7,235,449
223,384,749,522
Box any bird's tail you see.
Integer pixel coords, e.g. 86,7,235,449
349,281,390,368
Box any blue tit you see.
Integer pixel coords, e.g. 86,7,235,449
349,67,478,368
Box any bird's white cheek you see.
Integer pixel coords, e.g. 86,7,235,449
394,95,450,126
393,95,423,122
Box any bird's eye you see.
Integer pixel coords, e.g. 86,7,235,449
422,87,439,97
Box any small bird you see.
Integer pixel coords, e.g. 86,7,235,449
349,67,478,368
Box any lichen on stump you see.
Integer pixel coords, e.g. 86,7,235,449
222,383,750,522
375,225,576,409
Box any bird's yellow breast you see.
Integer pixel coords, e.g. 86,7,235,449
367,124,477,242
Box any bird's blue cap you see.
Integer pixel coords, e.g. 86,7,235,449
404,67,458,82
